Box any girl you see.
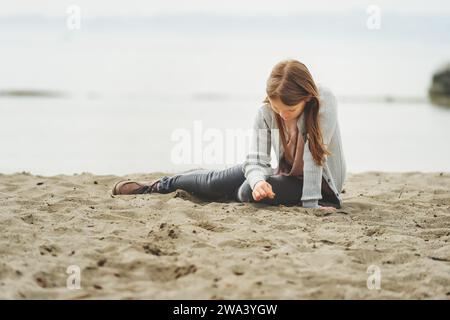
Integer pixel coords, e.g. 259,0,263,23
112,59,346,211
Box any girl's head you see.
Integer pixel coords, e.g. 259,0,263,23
263,59,330,166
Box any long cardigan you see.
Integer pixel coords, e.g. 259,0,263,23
242,85,347,208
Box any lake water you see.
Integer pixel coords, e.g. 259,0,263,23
1,13,449,175
1,96,449,175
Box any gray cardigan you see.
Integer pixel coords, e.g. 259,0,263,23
242,85,347,208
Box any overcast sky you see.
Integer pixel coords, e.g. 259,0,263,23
2,0,450,17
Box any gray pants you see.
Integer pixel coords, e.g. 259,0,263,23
159,163,340,208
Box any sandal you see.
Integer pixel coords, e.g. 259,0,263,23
112,179,161,195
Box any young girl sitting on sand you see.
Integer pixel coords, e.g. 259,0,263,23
112,59,346,212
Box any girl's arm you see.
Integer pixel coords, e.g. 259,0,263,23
301,88,338,208
243,106,273,189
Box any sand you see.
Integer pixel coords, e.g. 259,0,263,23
0,171,449,299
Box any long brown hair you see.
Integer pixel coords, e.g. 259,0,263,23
263,59,331,167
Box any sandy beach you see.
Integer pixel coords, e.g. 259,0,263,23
0,171,449,299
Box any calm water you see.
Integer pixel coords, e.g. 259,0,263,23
1,14,449,175
1,96,449,175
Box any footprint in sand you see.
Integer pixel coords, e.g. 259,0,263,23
195,221,229,233
38,244,61,257
148,222,182,241
149,264,197,281
218,238,275,250
346,248,384,265
382,252,417,265
33,268,67,288
343,201,377,214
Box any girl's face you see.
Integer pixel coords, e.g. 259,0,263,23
268,96,311,121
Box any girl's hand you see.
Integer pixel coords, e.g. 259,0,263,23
252,181,276,201
319,205,336,212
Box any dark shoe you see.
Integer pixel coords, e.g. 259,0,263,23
112,179,162,195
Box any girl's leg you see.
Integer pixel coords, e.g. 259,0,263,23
237,175,341,208
157,163,246,201
237,175,304,206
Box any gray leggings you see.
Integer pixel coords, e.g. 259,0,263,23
159,164,340,208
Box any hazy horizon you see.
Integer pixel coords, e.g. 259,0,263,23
2,0,450,17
